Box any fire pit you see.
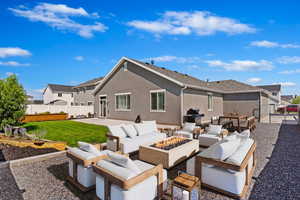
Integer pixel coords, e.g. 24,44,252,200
151,137,191,150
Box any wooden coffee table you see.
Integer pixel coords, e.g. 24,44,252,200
139,136,199,169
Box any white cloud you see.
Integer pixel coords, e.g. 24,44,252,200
277,56,300,64
145,55,201,63
273,82,296,87
250,40,300,48
0,47,31,58
128,11,256,36
206,60,274,71
9,3,107,38
74,56,84,61
247,77,262,83
279,69,300,74
6,72,18,76
27,88,45,99
0,61,30,66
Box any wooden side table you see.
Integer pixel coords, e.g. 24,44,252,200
171,172,200,200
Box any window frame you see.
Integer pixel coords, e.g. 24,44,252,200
208,93,213,111
115,92,131,111
150,89,166,112
87,101,93,106
57,93,62,97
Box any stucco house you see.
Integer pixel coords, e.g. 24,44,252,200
257,84,281,111
43,84,74,105
93,57,278,125
73,77,103,106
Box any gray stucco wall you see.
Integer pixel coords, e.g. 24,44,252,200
73,87,95,105
183,88,223,122
223,92,260,118
260,93,270,121
94,61,182,125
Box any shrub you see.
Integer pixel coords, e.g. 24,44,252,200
291,96,300,104
0,75,26,130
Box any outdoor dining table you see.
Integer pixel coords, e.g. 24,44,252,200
218,114,248,132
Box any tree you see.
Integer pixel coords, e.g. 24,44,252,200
0,75,26,129
291,96,300,104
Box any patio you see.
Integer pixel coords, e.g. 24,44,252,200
2,122,299,200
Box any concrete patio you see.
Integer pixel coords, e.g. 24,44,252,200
1,122,299,200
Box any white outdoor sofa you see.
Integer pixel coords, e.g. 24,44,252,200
187,131,256,199
106,121,167,154
66,142,113,192
93,152,167,200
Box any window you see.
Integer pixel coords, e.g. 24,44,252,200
80,103,84,106
88,101,93,106
115,93,131,111
58,93,62,97
208,94,213,111
71,93,73,97
150,90,165,112
71,102,74,106
272,92,277,96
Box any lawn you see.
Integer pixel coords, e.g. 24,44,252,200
22,120,108,147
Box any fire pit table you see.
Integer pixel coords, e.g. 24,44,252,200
139,136,199,169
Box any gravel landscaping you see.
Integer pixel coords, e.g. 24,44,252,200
2,122,299,200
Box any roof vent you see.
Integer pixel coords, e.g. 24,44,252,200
217,81,220,83
150,60,154,65
145,62,150,65
184,74,189,76
161,67,165,69
174,70,178,73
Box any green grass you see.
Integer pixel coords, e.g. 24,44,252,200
22,120,108,147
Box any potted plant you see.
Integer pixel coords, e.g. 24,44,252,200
33,129,47,146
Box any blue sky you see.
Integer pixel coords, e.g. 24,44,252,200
1,0,300,99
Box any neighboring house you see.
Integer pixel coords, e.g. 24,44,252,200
281,95,294,105
73,77,103,106
43,84,74,105
93,57,277,125
257,84,281,111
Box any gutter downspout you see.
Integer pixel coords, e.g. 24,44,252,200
180,86,187,126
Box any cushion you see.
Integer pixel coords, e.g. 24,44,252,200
108,125,127,138
174,130,193,139
107,152,141,174
226,138,254,165
142,120,158,131
68,147,97,160
134,123,156,136
198,134,222,147
209,139,241,160
97,159,137,180
122,124,138,138
207,125,222,135
240,129,250,137
78,141,102,156
182,123,196,132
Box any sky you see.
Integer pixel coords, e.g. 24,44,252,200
1,0,300,99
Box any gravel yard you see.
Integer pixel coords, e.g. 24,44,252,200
2,123,300,200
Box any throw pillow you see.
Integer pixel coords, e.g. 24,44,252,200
142,120,158,131
182,123,196,132
207,124,222,135
122,124,138,138
107,152,141,174
210,139,240,160
108,125,127,138
78,141,102,156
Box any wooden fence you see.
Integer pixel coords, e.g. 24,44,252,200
22,113,68,122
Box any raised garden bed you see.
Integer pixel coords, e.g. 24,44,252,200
0,143,58,162
22,113,68,122
0,135,66,162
